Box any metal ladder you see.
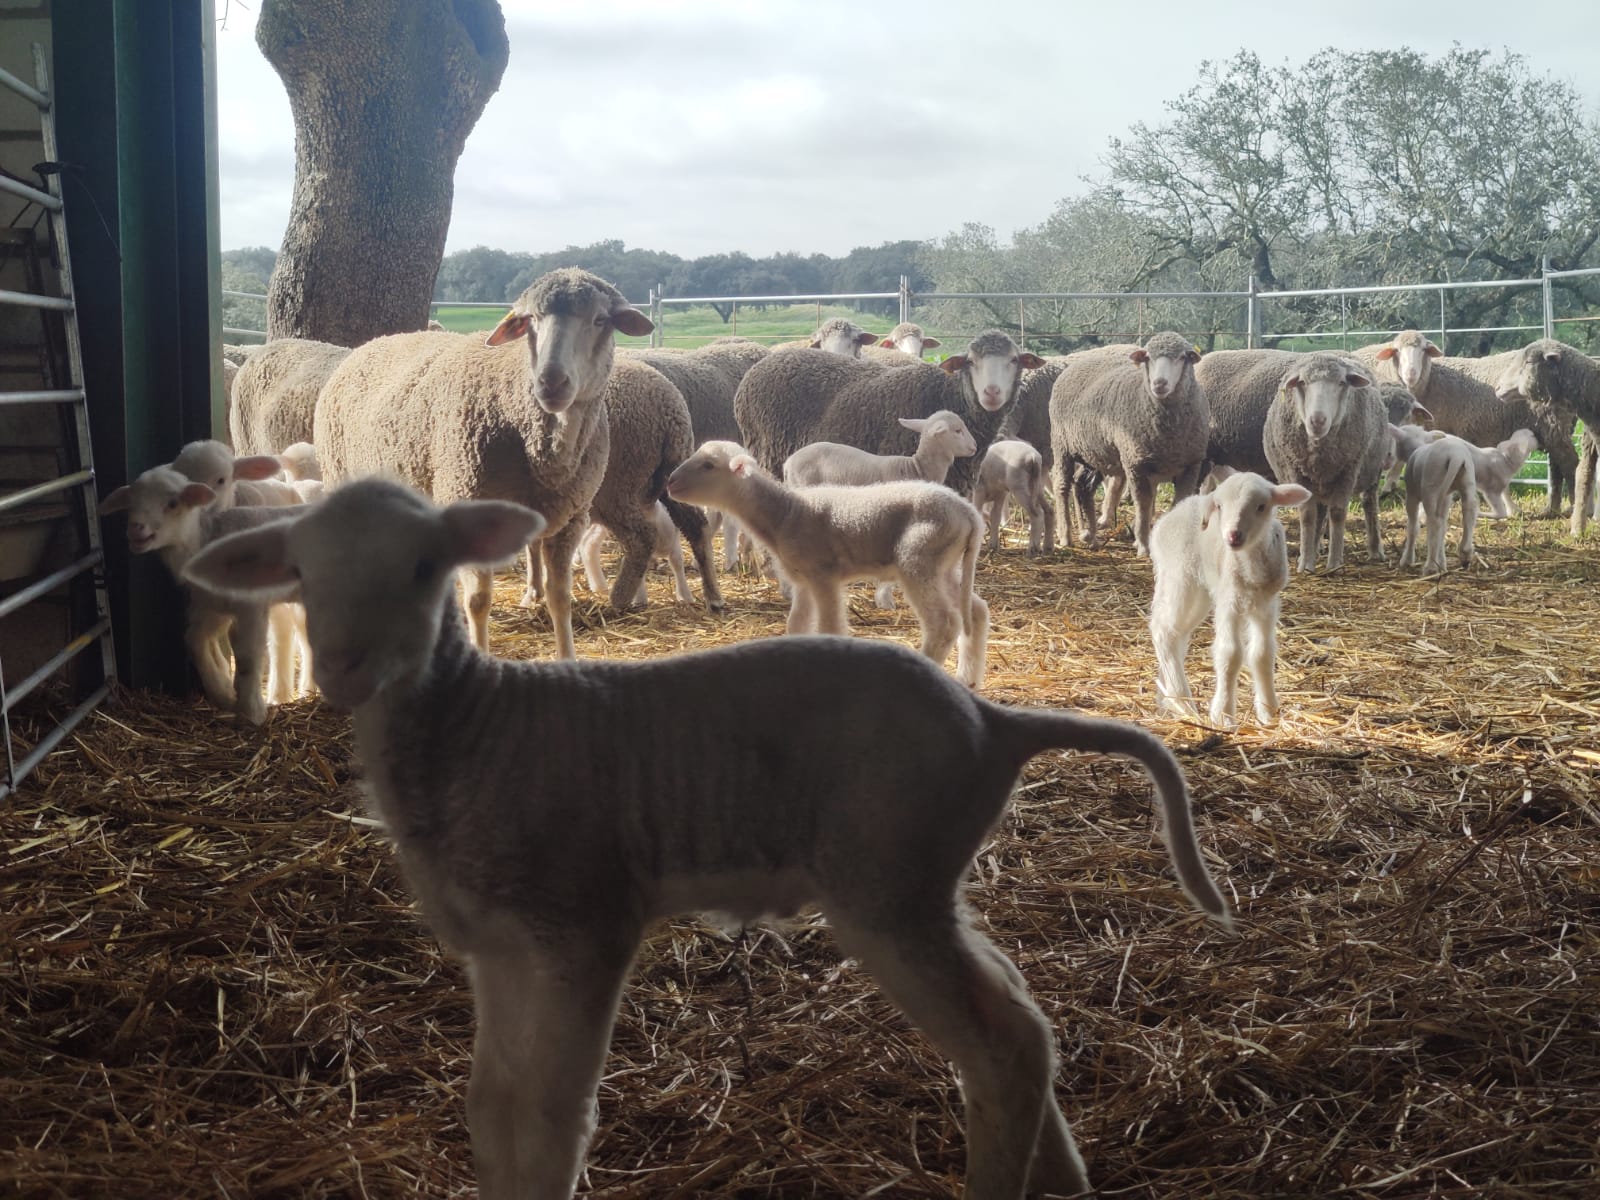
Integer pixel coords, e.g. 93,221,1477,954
0,44,117,801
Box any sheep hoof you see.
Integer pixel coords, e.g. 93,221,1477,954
520,587,542,609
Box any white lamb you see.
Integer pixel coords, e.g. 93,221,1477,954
182,476,1230,1200
1400,435,1479,575
782,411,977,609
1149,468,1310,727
1465,428,1537,519
666,441,990,687
99,466,299,724
574,502,693,604
972,437,1053,556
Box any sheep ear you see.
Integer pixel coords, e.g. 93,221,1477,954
1344,371,1372,389
1019,352,1046,369
1424,343,1443,358
899,417,928,432
939,354,969,374
879,338,896,348
179,483,217,509
1210,465,1235,484
1376,346,1397,361
485,312,531,346
1198,494,1217,530
730,454,759,476
854,331,878,347
608,300,653,338
1387,423,1406,439
1543,348,1562,364
183,523,299,596
233,454,285,482
1185,346,1202,364
440,500,547,567
1270,483,1312,508
922,337,941,349
1411,402,1433,422
1129,348,1150,365
100,486,131,514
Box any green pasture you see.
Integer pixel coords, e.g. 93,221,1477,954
428,302,894,351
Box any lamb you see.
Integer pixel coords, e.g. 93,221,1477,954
1149,469,1310,727
1354,331,1576,520
1466,429,1537,519
666,442,991,688
1400,435,1479,575
782,410,977,488
1491,338,1600,534
183,475,1231,1200
277,441,321,482
172,439,302,507
1262,354,1389,572
1049,332,1209,555
735,329,1045,498
227,337,352,457
314,267,652,657
99,467,298,724
877,320,941,358
1383,422,1447,491
574,502,693,605
995,355,1070,546
972,437,1052,555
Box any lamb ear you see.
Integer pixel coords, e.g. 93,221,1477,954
1019,352,1046,369
608,301,654,338
179,482,217,509
233,454,285,482
939,354,969,374
100,486,131,514
441,500,547,566
1270,483,1312,508
183,522,299,597
485,312,531,346
922,337,941,349
730,454,759,477
1376,346,1397,361
1198,494,1218,530
898,417,929,432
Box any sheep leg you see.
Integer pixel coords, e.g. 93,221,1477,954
540,522,585,660
873,582,897,610
604,508,655,613
520,545,544,609
1460,488,1479,570
1325,498,1349,572
1072,466,1100,549
982,496,1004,553
957,592,990,690
719,513,743,571
1098,472,1125,532
576,523,608,596
1173,460,1204,503
1039,491,1057,554
265,604,297,705
1571,434,1596,538
1400,481,1421,569
465,941,633,1200
186,610,235,710
662,496,724,613
828,914,1079,1200
1362,485,1386,563
1422,496,1449,576
1245,597,1282,725
664,538,694,603
292,607,317,698
1208,602,1246,728
901,572,962,674
1051,460,1076,549
462,568,495,652
1149,583,1208,719
1541,455,1566,520
785,583,818,635
1131,471,1156,558
230,606,269,726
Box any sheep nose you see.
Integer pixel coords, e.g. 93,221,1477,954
537,366,570,394
1309,416,1328,435
982,384,1002,402
1227,529,1244,548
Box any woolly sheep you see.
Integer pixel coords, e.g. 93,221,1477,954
228,338,352,457
574,502,692,605
1261,354,1388,573
314,267,653,658
1149,468,1310,727
99,467,298,724
734,329,1045,498
1492,338,1600,534
184,476,1230,1200
666,442,990,687
1193,348,1309,480
973,437,1052,555
1050,332,1209,555
1400,435,1478,575
1355,332,1576,520
877,321,942,359
809,316,880,357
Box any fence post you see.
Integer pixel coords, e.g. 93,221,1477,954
1018,299,1025,350
1439,286,1447,355
1245,275,1258,348
899,275,910,326
653,281,663,347
1542,255,1554,339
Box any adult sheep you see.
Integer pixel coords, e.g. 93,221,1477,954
1049,332,1208,555
1194,348,1310,480
229,338,352,457
1262,353,1388,572
734,329,1045,498
770,317,881,357
1353,330,1576,519
314,268,651,658
877,321,941,359
1492,339,1600,536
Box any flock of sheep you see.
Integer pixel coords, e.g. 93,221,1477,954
101,268,1600,1200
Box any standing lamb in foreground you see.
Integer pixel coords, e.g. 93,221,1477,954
1400,435,1479,575
972,437,1053,555
314,268,651,658
667,442,990,688
1262,354,1388,572
735,329,1045,497
184,476,1230,1200
1050,331,1209,555
1149,469,1310,727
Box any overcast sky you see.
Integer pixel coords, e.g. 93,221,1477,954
216,0,1600,259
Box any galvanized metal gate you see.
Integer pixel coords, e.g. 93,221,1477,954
0,45,117,801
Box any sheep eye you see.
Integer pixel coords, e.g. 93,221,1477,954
166,499,178,511
593,315,608,328
1257,503,1266,512
702,461,713,470
216,477,226,486
414,559,437,583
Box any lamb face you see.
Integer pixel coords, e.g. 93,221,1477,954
171,439,284,509
1203,470,1310,551
485,268,653,414
100,466,215,555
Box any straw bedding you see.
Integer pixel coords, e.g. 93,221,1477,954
4,496,1598,1198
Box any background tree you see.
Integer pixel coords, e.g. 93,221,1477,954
258,0,510,346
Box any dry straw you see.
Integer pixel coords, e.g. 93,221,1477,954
3,498,1598,1197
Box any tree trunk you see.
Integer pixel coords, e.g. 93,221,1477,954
258,0,509,346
